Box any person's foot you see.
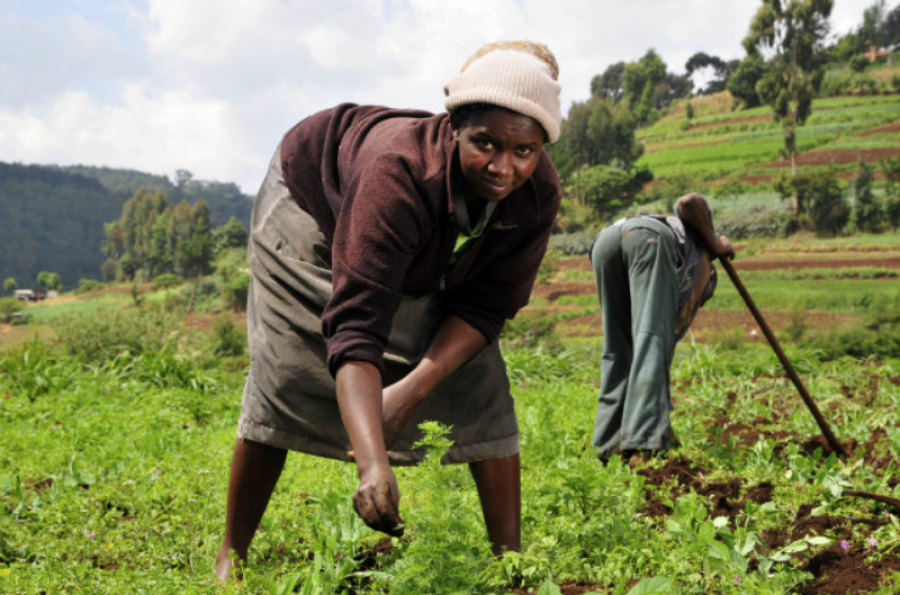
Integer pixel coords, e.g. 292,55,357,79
214,548,244,583
620,449,663,467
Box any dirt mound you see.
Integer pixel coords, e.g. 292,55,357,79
797,545,900,595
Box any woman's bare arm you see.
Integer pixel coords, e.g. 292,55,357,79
675,193,735,259
381,315,487,449
336,361,404,536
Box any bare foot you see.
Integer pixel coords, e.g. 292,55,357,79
214,548,244,583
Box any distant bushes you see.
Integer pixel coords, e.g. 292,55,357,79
807,294,900,360
75,278,105,294
213,319,245,357
0,297,24,323
715,205,793,239
150,273,182,289
54,308,174,363
774,169,851,236
819,69,893,97
549,231,596,256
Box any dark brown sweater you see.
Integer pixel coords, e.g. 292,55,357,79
280,103,561,376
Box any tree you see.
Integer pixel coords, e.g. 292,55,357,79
36,271,62,291
180,199,213,279
858,0,887,52
744,0,833,216
591,62,626,102
727,54,769,108
622,49,669,110
885,3,900,45
101,258,119,282
3,278,17,294
554,96,643,174
685,52,738,95
810,178,850,236
174,169,193,188
569,165,633,219
0,297,24,323
854,156,884,233
213,216,249,252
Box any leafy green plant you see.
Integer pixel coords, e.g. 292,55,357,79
390,422,491,595
213,319,245,357
0,335,63,402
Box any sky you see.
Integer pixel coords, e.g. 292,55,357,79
0,0,881,194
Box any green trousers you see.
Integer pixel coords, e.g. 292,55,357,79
590,217,679,459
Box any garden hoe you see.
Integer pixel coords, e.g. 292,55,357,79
717,257,849,458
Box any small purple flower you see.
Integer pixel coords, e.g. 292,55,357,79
732,575,742,585
839,540,849,550
868,538,878,548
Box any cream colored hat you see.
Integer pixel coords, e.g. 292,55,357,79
444,42,562,143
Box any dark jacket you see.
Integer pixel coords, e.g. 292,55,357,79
280,103,561,375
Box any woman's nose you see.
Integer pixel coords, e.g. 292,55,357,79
488,152,512,177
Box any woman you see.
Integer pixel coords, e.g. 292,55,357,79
215,40,562,580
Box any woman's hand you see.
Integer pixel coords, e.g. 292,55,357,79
380,315,488,449
353,463,404,537
675,193,737,260
713,235,734,260
381,380,419,451
336,361,405,537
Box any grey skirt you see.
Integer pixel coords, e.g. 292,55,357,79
236,147,519,465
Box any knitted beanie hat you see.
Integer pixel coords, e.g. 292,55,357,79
444,41,562,143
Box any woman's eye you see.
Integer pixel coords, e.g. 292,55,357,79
516,147,533,157
478,139,494,149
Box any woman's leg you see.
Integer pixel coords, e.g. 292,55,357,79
215,438,288,581
469,454,521,556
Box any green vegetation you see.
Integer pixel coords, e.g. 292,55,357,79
2,299,899,593
2,236,898,593
0,161,252,290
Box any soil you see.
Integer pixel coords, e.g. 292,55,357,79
757,147,900,169
355,537,394,570
856,118,900,136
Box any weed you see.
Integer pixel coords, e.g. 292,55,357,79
213,318,245,357
0,334,63,402
391,422,491,594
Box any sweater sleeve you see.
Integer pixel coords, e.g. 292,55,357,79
322,152,430,377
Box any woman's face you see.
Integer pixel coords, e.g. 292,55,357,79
453,107,545,203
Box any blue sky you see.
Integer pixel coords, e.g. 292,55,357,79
0,0,879,193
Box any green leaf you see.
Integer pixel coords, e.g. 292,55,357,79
626,576,677,595
537,580,562,595
806,536,832,546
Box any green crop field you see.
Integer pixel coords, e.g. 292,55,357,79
2,236,899,594
636,79,900,183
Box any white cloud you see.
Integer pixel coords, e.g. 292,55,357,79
0,0,881,192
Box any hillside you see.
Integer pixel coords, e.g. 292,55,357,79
0,162,252,289
636,71,900,188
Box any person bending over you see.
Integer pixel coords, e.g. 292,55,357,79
589,193,734,464
215,40,563,580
